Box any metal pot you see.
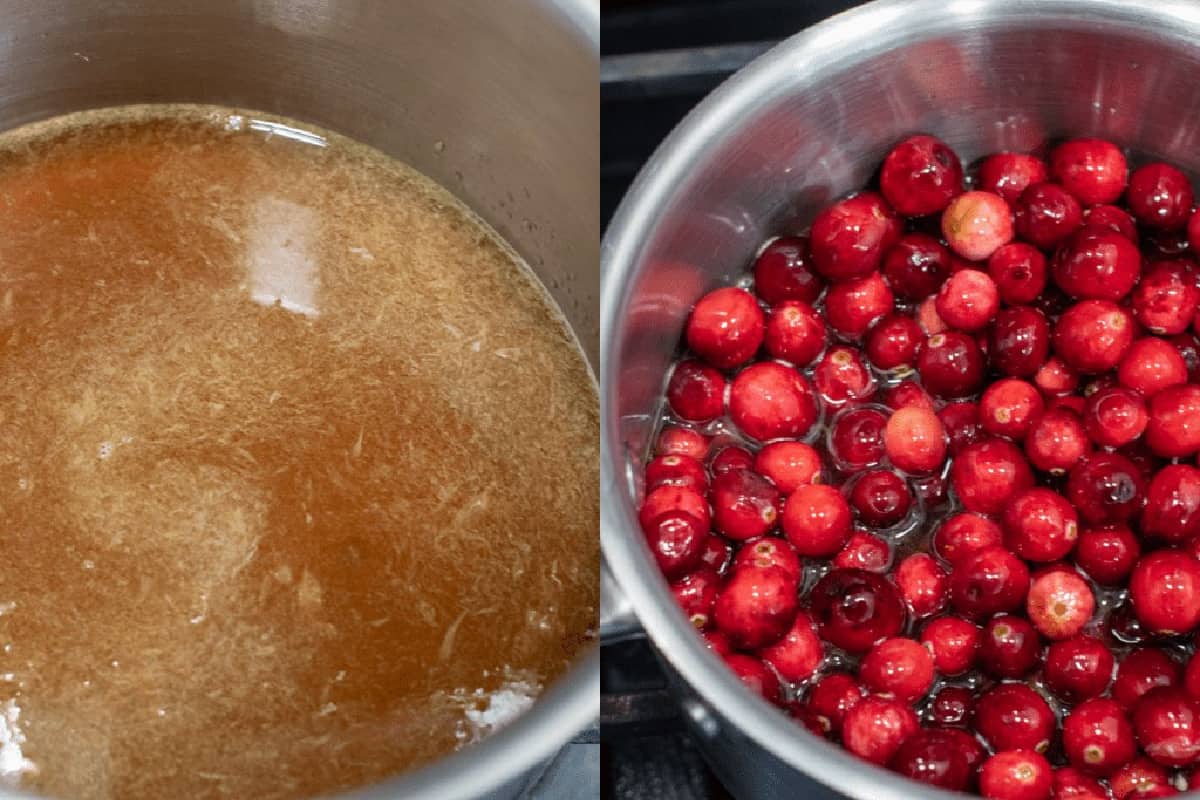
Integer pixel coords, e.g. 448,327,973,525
601,0,1200,796
0,2,598,799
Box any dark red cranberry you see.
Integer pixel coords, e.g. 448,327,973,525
1083,203,1138,241
978,151,1049,203
728,361,818,441
710,468,780,541
1127,162,1195,231
981,378,1044,441
1052,766,1109,800
859,636,934,702
832,529,892,572
645,454,708,492
1082,386,1148,448
1133,686,1200,766
895,553,948,618
1063,697,1136,776
1026,408,1090,475
1002,487,1078,562
753,441,821,495
713,565,799,650
1185,652,1200,701
1050,138,1128,206
939,400,983,455
701,629,733,656
722,652,782,703
758,609,823,683
936,268,1000,331
942,190,1014,260
880,134,963,216
670,569,722,629
917,331,986,398
639,484,711,534
881,232,951,300
685,286,765,369
934,511,1002,565
1074,525,1140,586
763,300,826,366
825,272,894,339
643,510,708,579
809,567,905,653
657,426,709,461
888,728,975,791
1146,384,1200,457
732,537,801,582
1132,259,1200,335
950,438,1035,515
880,379,934,412
1026,566,1095,640
1130,550,1200,635
920,615,980,675
865,313,922,371
980,749,1053,800
884,405,947,474
949,544,1031,619
976,682,1056,752
1066,452,1145,525
698,533,732,573
828,406,888,471
809,192,902,281
752,236,824,305
1035,355,1081,396
709,444,755,475
781,483,852,557
980,613,1043,678
1052,229,1141,301
1119,337,1189,397
1142,464,1200,544
1044,635,1114,703
841,695,918,765
847,469,912,528
1145,229,1192,260
1110,757,1172,799
813,345,876,407
1014,181,1084,249
988,242,1049,306
990,306,1051,378
805,672,864,735
666,359,727,422
928,685,976,727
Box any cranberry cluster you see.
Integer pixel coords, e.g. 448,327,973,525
640,135,1200,799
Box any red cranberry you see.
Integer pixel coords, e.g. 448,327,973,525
942,190,1014,260
991,306,1052,378
951,438,1035,515
847,469,912,528
699,533,732,573
1026,566,1095,640
809,567,906,653
1141,464,1200,544
918,331,986,398
710,468,780,541
702,629,733,656
825,272,894,339
841,695,919,765
1110,757,1172,799
1054,299,1135,373
980,613,1043,678
1066,452,1145,525
865,313,922,371
1146,384,1200,457
1083,203,1139,241
1044,635,1114,703
645,454,708,492
1050,138,1128,206
928,685,976,727
940,400,983,455
657,426,709,461
976,682,1056,753
895,553,948,618
753,441,821,494
1129,549,1200,635
763,300,826,366
880,134,963,216
981,378,1044,441
1133,259,1200,336
809,192,902,281
920,615,980,675
1074,525,1141,586
805,672,863,735
1185,652,1200,701
1128,162,1195,231
758,609,823,683
888,728,977,791
979,152,1049,203
1026,408,1090,475
1134,686,1200,766
713,565,799,650
1052,229,1141,301
1002,487,1078,562
1035,356,1081,397
1063,697,1136,776
1119,337,1189,397
884,405,947,474
643,510,708,579
753,236,824,305
686,286,765,369
728,361,818,442
813,345,876,407
881,232,951,300
828,405,888,471
1114,649,1182,711
1082,386,1148,448
937,268,1000,332
640,484,710,534
934,511,1002,566
950,544,1031,619
1051,766,1109,800
722,652,782,703
859,636,934,702
980,749,1053,800
710,444,755,475
832,529,892,572
670,569,722,629
880,379,935,412
732,536,801,582
1015,181,1083,249
781,483,852,557
666,359,727,423
989,243,1049,309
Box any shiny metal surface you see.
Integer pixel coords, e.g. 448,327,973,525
601,1,1200,797
0,2,598,799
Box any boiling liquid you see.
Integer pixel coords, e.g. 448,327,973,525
0,105,598,799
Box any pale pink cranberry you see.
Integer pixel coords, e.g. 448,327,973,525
1053,299,1134,374
758,609,823,683
884,405,947,474
990,306,1051,378
781,483,851,557
685,286,765,368
1146,384,1200,457
1132,259,1200,335
936,268,1000,331
753,441,822,494
763,300,826,366
934,511,1002,565
824,272,894,339
895,553,948,618
1034,355,1080,396
1074,525,1140,586
978,152,1049,203
809,192,902,281
880,134,963,216
1129,550,1200,635
713,565,799,650
859,636,934,702
841,695,919,765
976,682,1056,753
1082,386,1148,448
950,437,1035,515
1050,138,1128,206
1025,407,1090,475
832,529,891,572
1063,697,1136,776
1127,162,1195,231
728,361,818,441
1141,464,1200,544
1014,181,1083,250
1044,635,1114,703
920,615,980,676
1051,229,1141,301
709,468,779,541
981,378,1044,441
980,749,1053,800
917,294,948,335
813,345,876,407
881,232,951,300
1026,565,1095,640
942,190,1015,260
1118,336,1189,397
752,236,824,305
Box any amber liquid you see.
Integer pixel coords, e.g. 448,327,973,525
0,106,598,799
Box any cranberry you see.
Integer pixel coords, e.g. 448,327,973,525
1141,464,1200,544
980,749,1053,800
859,636,934,702
832,529,892,572
895,553,948,618
1133,259,1200,336
805,672,864,735
809,192,902,281
934,511,1003,565
781,483,852,557
713,565,799,650
920,615,980,675
976,682,1056,752
950,544,1031,619
1044,635,1114,703
1145,384,1200,457
754,441,822,494
847,469,912,528
656,426,709,461
732,537,801,581
813,345,875,407
937,268,1001,332
728,361,818,442
1052,229,1141,301
1050,138,1128,206
981,378,1044,441
888,728,976,791
884,405,947,474
1129,549,1200,635
809,567,905,653
940,400,984,455
979,152,1050,203
1054,299,1134,374
1119,337,1189,397
640,484,711,534
1035,356,1081,397
1170,333,1200,382
951,438,1035,515
991,306,1052,378
645,454,708,492
1082,386,1148,448
917,294,948,335
699,533,732,573
763,300,826,366
865,313,922,371
722,652,782,703
841,695,919,765
665,359,727,423
1110,757,1172,799
1066,452,1145,525
942,190,1014,260
980,613,1043,678
686,286,765,369
753,236,824,305
1127,162,1195,231
1026,408,1090,475
1002,487,1078,562
825,272,894,339
701,629,733,656
1083,203,1139,241
918,331,986,398
882,232,951,300
879,134,963,216
1026,566,1095,640
758,609,823,683
1015,182,1084,249
1074,525,1141,585
709,468,780,541
1186,652,1200,701
989,242,1048,306
929,684,976,727
1063,697,1136,776
828,406,888,471
670,568,722,629
643,510,708,579
710,444,755,475
1051,767,1109,800
1134,686,1200,766
880,379,935,412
